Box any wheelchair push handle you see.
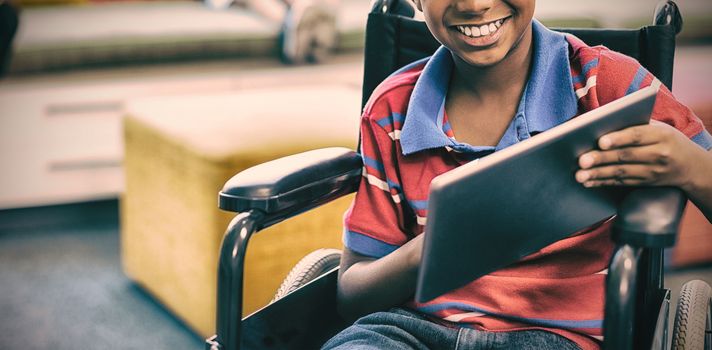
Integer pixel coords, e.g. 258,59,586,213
613,187,687,248
654,0,683,34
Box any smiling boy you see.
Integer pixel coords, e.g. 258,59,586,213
323,0,712,349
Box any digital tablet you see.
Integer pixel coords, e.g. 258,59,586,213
415,86,657,303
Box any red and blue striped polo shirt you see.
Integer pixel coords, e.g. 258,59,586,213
343,19,712,349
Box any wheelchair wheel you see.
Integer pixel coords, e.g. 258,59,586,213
672,280,712,350
271,248,342,302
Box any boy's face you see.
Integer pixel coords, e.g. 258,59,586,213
415,0,535,67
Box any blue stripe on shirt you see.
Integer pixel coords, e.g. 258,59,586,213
343,230,400,258
408,199,428,210
571,57,599,85
362,155,402,192
417,302,603,330
625,66,648,95
362,155,385,173
692,130,712,150
386,179,402,191
376,112,405,128
442,121,452,133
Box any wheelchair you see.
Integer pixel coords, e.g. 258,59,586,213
205,1,712,349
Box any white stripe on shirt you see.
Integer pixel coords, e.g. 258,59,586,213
362,168,402,203
576,75,597,98
416,215,427,226
363,168,389,192
443,312,487,322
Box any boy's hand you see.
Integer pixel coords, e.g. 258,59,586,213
575,120,704,193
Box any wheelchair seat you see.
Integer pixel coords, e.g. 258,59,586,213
206,1,712,349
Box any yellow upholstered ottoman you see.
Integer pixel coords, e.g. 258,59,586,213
121,85,360,337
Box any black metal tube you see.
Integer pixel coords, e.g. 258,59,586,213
647,248,664,291
635,248,664,318
604,244,641,350
706,300,711,349
214,210,265,350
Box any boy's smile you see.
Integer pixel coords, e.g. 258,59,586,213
415,0,534,67
452,15,511,48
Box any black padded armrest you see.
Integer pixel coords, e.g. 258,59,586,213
219,147,363,217
612,187,687,248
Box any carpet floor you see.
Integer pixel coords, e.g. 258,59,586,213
0,212,204,350
0,202,710,350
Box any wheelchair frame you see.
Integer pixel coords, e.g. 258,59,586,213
206,1,692,349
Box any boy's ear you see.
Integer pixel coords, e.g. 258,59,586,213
413,0,422,12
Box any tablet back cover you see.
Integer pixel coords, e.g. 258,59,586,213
415,87,657,303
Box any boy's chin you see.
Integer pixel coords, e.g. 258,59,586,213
456,51,508,68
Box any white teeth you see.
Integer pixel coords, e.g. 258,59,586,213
480,24,490,35
456,18,506,38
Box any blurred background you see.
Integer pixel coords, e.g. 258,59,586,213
0,0,711,349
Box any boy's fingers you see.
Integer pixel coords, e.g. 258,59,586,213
598,125,660,150
576,164,660,185
578,145,670,168
582,178,648,187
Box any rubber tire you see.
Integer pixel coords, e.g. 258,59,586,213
271,248,342,303
672,280,712,350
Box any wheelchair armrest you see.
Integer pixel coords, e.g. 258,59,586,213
219,147,362,220
612,187,687,248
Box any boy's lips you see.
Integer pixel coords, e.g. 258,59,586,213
450,16,511,48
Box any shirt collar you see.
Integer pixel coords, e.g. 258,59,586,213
400,19,578,156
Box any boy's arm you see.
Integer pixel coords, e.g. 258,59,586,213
336,234,423,322
337,107,422,321
576,121,712,222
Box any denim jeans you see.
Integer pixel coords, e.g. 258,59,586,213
322,308,581,350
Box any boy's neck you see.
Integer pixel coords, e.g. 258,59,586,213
449,26,533,101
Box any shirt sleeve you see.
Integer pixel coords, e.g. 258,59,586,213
596,49,712,150
343,104,412,258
